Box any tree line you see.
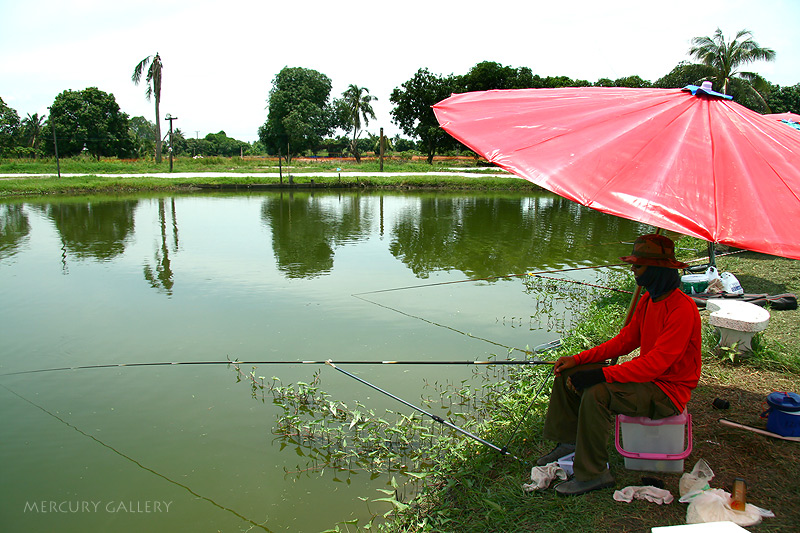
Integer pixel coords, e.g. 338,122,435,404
1,29,798,162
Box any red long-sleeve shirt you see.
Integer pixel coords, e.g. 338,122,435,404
573,289,702,411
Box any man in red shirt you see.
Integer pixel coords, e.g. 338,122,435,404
536,234,702,496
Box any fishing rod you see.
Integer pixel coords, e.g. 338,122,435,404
0,354,558,378
324,360,525,463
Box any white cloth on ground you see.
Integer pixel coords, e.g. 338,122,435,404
614,485,674,504
522,462,568,492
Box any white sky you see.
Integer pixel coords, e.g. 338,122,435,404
2,0,798,143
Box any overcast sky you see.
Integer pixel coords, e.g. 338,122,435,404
2,0,798,143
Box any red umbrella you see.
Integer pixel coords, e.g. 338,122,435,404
433,85,800,260
765,112,800,123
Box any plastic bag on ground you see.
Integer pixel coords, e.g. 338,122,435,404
680,459,715,498
684,488,774,526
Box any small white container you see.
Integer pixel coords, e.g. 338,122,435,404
557,452,575,476
557,452,608,477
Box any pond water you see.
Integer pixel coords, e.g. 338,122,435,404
0,190,649,531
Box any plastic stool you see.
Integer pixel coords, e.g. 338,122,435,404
615,411,692,472
707,300,769,354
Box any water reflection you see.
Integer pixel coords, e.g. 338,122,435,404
143,199,179,295
36,199,138,261
0,204,30,259
261,191,374,278
389,194,637,278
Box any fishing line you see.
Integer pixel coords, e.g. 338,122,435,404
0,355,558,378
324,360,524,463
352,293,531,354
527,273,633,294
352,263,626,296
0,382,270,531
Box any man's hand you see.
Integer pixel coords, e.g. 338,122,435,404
568,368,606,391
553,356,577,376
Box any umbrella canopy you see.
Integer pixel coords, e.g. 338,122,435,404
433,86,800,260
765,112,800,123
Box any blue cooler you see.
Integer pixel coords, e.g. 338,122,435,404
763,392,800,437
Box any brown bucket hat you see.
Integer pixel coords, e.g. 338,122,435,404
620,234,689,269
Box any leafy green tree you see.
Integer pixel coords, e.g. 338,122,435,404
129,116,156,158
46,87,134,159
391,135,416,153
541,75,591,88
767,83,800,115
460,61,539,91
337,84,377,163
132,53,164,162
0,97,21,157
654,61,713,88
688,28,775,110
258,67,335,161
390,68,460,164
204,130,250,157
612,75,652,88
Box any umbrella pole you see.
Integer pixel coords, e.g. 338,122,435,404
622,285,643,327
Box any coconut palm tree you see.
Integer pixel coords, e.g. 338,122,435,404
342,84,377,163
132,53,163,163
22,113,46,158
689,29,775,109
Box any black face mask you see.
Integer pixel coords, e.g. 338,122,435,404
635,266,681,299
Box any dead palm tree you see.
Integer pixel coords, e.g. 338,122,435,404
132,53,163,163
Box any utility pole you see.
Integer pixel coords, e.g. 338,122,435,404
379,127,385,172
48,107,61,179
165,114,178,172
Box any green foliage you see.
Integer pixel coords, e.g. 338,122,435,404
654,61,713,88
334,85,378,163
46,87,135,159
767,83,800,115
390,69,460,164
0,97,22,157
259,67,335,160
688,28,776,111
459,61,536,92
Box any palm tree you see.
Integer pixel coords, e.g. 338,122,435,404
132,53,163,163
22,113,46,158
342,84,377,163
689,29,775,108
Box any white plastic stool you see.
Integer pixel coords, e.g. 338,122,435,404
707,300,770,354
615,411,692,472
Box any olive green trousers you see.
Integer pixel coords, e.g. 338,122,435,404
542,363,679,481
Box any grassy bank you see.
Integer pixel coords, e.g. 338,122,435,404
0,156,542,197
372,242,799,532
0,155,495,175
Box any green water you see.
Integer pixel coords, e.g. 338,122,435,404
0,190,648,531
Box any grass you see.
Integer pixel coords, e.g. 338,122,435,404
0,155,505,175
0,156,538,196
374,240,800,533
